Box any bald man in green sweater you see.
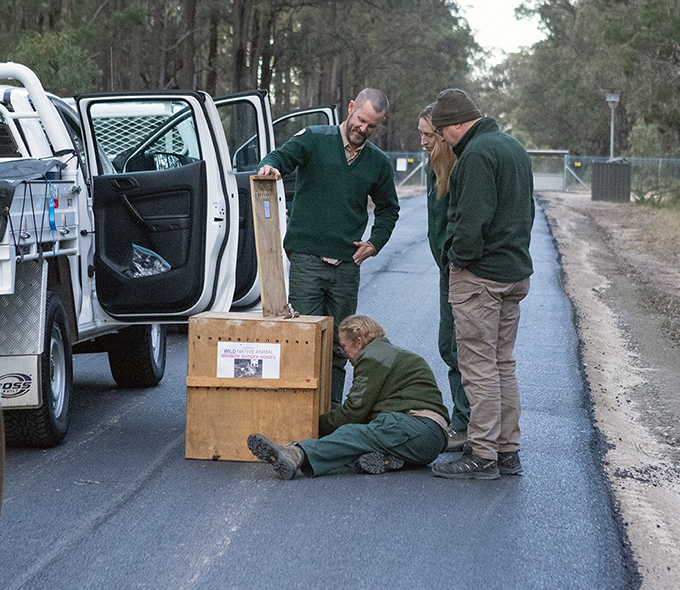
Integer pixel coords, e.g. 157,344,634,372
257,89,400,406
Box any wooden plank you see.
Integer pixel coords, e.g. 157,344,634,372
187,378,320,390
319,317,333,414
249,176,287,317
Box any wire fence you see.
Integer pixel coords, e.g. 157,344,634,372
386,151,427,188
386,150,680,205
565,156,680,204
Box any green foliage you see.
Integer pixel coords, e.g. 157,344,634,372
0,0,480,149
483,0,680,157
363,1,481,150
625,120,663,158
508,129,538,149
4,0,677,158
630,155,680,209
4,31,101,96
632,181,680,209
610,0,680,154
480,1,625,155
261,0,479,150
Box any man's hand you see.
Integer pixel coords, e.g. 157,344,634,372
353,241,376,265
257,165,282,180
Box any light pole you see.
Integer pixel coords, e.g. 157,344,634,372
605,91,620,161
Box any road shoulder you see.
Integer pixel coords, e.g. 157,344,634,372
537,191,680,590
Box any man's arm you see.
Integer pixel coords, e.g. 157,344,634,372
256,128,313,179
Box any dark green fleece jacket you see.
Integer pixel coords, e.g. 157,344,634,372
258,125,400,262
319,337,449,437
426,165,450,272
443,117,535,283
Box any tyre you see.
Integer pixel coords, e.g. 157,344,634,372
4,293,73,447
108,324,166,388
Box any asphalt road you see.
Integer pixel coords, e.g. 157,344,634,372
1,194,639,589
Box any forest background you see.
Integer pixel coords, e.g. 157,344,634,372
0,0,678,159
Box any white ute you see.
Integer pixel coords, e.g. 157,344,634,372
0,63,288,447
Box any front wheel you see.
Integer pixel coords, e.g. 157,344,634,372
108,324,166,388
4,293,73,447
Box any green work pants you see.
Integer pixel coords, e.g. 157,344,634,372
288,252,360,405
298,412,446,477
439,269,470,431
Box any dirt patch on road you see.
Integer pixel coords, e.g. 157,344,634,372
537,191,680,590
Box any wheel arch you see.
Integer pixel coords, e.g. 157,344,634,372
46,256,78,345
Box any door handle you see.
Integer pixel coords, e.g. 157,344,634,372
109,177,139,191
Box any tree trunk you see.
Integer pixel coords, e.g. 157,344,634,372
180,0,198,89
154,0,168,89
60,0,72,28
205,4,219,96
248,3,262,89
317,2,337,106
257,5,277,91
129,24,142,91
232,0,253,92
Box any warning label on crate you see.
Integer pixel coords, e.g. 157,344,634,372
216,342,281,379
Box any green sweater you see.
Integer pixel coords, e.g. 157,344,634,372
319,337,449,437
259,125,400,262
426,165,450,272
443,118,535,283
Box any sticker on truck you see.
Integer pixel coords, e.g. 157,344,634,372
0,357,41,408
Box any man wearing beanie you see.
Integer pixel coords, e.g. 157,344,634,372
429,88,535,480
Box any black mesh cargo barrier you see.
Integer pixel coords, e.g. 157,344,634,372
591,160,631,202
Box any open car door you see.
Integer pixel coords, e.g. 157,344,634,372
213,91,287,309
77,92,239,321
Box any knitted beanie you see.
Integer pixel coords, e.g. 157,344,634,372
431,89,481,127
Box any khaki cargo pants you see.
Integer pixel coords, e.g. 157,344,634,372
448,267,530,461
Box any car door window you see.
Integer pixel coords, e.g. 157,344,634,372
274,111,334,148
217,101,261,172
86,100,201,175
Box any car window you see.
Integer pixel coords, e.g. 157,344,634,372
0,113,22,157
87,99,201,174
274,111,334,148
216,101,261,172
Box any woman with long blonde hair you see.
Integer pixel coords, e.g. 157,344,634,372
418,104,470,450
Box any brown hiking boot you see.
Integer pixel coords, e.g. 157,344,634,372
355,452,405,474
247,434,303,480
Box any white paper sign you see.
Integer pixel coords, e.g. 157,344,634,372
216,342,281,379
396,158,408,172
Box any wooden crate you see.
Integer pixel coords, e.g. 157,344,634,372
185,311,332,461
